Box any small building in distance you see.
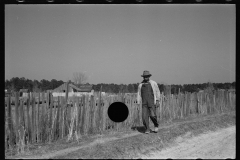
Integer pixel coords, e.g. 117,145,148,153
19,89,29,97
5,89,12,97
227,88,235,93
52,82,94,97
46,89,53,93
19,89,28,93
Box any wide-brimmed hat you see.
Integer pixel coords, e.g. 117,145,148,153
141,70,152,77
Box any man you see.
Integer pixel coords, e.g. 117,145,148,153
137,70,160,134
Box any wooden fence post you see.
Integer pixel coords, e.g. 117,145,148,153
59,96,63,138
78,96,82,135
226,90,229,110
88,95,93,134
182,93,185,118
74,96,79,135
193,92,196,115
160,93,163,120
96,94,102,133
37,92,40,142
26,93,31,143
19,97,24,132
56,96,60,140
223,90,226,111
14,92,19,145
31,93,36,143
63,96,67,138
80,95,85,135
40,92,45,142
92,94,97,133
53,95,59,140
85,95,90,134
189,93,193,115
213,91,216,114
220,90,223,113
5,100,8,150
103,95,108,132
48,92,52,142
199,92,202,115
229,91,232,110
183,92,186,117
168,94,172,121
7,95,14,148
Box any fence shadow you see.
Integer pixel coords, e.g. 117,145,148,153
131,126,146,133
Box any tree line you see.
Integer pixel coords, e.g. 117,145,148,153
5,77,65,92
5,77,235,94
92,82,235,94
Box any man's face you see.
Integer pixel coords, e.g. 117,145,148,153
143,76,150,81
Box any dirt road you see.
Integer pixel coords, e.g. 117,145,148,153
140,126,236,159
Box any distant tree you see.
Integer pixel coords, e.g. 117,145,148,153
5,80,10,89
10,83,15,92
25,79,33,91
114,84,119,93
40,79,51,91
72,72,88,86
11,77,21,91
32,80,41,92
18,77,24,89
93,84,101,92
163,85,171,95
107,84,114,93
123,85,129,93
119,84,124,94
223,83,231,89
133,83,139,93
128,84,134,93
57,80,64,88
171,85,178,94
50,79,58,90
157,84,164,93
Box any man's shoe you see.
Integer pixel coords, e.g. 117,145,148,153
145,130,150,134
154,127,159,133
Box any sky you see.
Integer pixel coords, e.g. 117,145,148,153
5,4,235,85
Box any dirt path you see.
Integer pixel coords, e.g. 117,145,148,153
139,126,236,159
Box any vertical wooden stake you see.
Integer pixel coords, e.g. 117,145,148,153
7,95,14,148
26,93,31,143
31,93,36,143
14,92,19,145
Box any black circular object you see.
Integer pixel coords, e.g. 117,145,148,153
107,102,129,123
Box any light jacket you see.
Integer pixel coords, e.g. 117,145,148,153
137,79,160,105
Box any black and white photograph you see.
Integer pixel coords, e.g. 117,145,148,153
5,3,235,159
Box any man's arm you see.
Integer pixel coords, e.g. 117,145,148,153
154,82,161,101
137,84,142,104
154,82,160,107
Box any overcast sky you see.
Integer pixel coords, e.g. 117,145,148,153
5,4,235,85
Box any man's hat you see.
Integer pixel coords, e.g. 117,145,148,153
141,70,152,77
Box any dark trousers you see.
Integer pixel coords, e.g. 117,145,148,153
142,103,159,131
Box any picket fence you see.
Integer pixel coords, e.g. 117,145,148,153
5,89,235,151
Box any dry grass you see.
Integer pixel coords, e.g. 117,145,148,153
67,103,80,142
52,111,235,159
